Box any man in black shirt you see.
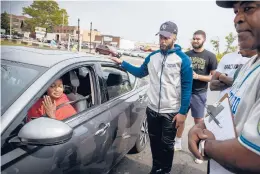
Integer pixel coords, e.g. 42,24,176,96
174,30,217,163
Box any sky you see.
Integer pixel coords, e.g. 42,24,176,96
1,0,238,52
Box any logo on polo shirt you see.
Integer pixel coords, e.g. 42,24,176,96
167,63,176,68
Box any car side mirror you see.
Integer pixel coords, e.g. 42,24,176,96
9,117,73,146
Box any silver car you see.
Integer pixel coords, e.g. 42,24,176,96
1,46,149,174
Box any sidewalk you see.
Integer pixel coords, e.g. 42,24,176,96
110,89,220,174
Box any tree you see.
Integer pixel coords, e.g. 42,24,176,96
1,11,10,33
211,32,238,62
22,0,69,32
223,32,238,54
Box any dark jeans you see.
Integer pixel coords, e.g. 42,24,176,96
146,107,178,173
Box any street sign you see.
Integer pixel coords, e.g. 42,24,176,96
35,27,46,39
103,36,112,42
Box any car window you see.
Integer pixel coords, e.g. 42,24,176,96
26,66,95,122
128,72,136,88
1,61,45,114
101,66,132,100
137,77,149,88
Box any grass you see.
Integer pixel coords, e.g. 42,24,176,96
1,39,57,50
1,39,25,46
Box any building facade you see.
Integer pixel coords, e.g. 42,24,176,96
94,35,120,47
53,26,101,43
9,14,28,33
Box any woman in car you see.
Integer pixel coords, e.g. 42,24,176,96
27,78,76,122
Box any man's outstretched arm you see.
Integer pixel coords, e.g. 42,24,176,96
121,55,150,78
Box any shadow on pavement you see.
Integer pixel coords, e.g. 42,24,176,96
109,155,206,174
109,156,151,174
171,164,206,174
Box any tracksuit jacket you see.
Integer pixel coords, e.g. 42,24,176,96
121,44,193,115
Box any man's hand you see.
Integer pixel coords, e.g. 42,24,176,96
188,123,209,160
42,96,56,119
193,71,199,80
219,73,227,82
109,57,123,64
173,113,186,128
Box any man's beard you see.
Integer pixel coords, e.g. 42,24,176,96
192,42,204,49
160,41,174,52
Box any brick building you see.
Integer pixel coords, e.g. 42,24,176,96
94,35,120,47
9,14,28,33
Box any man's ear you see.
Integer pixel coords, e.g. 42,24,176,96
172,34,177,42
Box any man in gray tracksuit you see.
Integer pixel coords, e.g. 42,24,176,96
110,21,193,174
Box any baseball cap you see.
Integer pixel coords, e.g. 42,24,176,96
156,21,178,38
216,0,238,8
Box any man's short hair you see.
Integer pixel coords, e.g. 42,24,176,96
194,30,206,39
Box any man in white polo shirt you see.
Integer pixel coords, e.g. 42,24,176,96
210,49,257,98
188,1,260,173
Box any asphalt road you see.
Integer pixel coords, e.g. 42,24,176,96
109,55,220,174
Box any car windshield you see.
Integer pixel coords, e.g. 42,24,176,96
1,60,46,114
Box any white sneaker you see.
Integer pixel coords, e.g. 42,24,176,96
194,158,204,164
174,139,182,151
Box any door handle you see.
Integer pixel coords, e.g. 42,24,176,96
95,123,110,136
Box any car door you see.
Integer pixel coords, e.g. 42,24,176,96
99,63,143,166
1,63,118,174
127,77,149,152
104,46,110,55
98,45,104,54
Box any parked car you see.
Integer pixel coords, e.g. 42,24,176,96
138,52,150,59
123,49,132,56
116,48,125,55
95,45,122,58
1,46,149,174
130,51,141,57
1,34,8,38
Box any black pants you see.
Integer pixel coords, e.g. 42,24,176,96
146,107,178,173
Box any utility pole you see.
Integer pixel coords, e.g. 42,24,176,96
78,18,80,52
61,11,64,42
89,22,92,53
9,1,12,39
68,34,70,51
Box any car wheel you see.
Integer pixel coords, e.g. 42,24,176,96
130,116,148,153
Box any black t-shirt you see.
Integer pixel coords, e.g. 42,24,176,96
185,49,218,94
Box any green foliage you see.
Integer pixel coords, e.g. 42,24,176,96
23,0,69,32
211,32,238,62
1,11,10,33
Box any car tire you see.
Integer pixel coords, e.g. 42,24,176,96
130,116,148,153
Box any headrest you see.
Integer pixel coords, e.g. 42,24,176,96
69,71,80,87
107,73,122,87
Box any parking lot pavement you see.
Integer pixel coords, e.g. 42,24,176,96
109,55,220,174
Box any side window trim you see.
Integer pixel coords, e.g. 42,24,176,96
100,63,134,101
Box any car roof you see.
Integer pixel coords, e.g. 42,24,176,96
1,46,113,67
